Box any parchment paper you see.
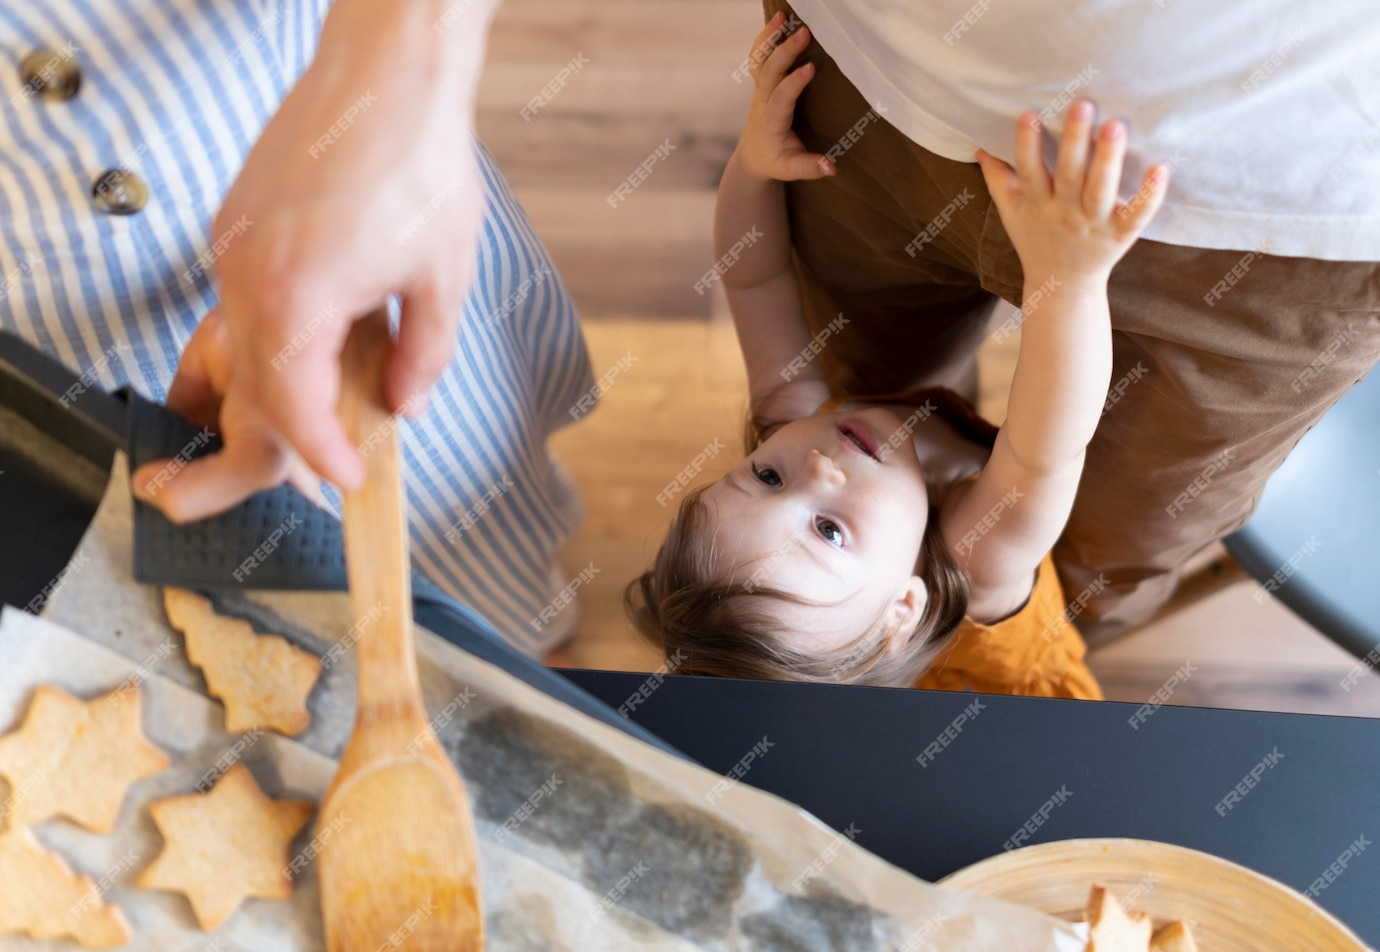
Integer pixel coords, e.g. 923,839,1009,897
14,454,1087,951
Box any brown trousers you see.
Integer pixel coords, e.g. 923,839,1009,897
762,0,1380,642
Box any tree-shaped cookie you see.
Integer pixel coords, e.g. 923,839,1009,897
163,587,322,736
139,762,314,930
0,684,169,833
0,825,132,947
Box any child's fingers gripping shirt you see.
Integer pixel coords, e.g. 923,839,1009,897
757,24,811,98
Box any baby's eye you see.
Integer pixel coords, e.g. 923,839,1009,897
751,462,782,487
816,517,844,547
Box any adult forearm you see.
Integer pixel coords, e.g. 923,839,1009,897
1002,281,1113,472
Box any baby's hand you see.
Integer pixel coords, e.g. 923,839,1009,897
736,12,836,183
976,102,1168,290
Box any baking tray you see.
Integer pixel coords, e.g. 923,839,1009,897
0,330,682,758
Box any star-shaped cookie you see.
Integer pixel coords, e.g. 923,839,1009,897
0,826,132,947
0,683,170,833
139,762,314,930
163,588,322,736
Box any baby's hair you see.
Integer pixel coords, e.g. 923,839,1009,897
626,395,986,686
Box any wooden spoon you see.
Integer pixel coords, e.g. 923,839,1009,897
318,310,484,951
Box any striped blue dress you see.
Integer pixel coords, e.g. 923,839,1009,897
0,0,595,655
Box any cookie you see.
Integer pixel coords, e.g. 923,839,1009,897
163,588,321,737
1086,884,1152,952
1149,921,1200,952
139,762,314,930
0,683,169,834
0,825,132,947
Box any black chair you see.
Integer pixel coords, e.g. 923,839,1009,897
1224,367,1380,662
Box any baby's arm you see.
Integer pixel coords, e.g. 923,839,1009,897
717,14,836,430
942,104,1168,621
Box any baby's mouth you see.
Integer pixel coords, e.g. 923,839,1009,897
838,420,881,460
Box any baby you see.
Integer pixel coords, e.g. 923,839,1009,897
626,14,1168,697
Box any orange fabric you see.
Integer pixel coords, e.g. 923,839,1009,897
914,553,1104,700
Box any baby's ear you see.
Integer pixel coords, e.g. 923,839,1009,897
882,576,928,655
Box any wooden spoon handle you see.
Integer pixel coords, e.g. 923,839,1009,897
337,309,421,714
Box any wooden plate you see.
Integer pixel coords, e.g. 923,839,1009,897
940,838,1371,951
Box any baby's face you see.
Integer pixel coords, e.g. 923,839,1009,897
699,407,930,654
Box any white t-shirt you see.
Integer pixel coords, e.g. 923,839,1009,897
790,0,1380,261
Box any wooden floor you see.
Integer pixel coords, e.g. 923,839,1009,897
480,1,1380,718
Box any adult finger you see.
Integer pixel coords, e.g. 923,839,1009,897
131,417,299,523
164,310,229,429
389,276,463,417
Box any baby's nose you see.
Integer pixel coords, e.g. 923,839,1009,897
806,449,847,487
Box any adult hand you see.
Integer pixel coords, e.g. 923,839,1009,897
135,0,498,520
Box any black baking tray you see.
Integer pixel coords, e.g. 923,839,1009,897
0,330,683,758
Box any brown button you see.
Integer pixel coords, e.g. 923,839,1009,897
19,49,81,101
91,169,148,215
